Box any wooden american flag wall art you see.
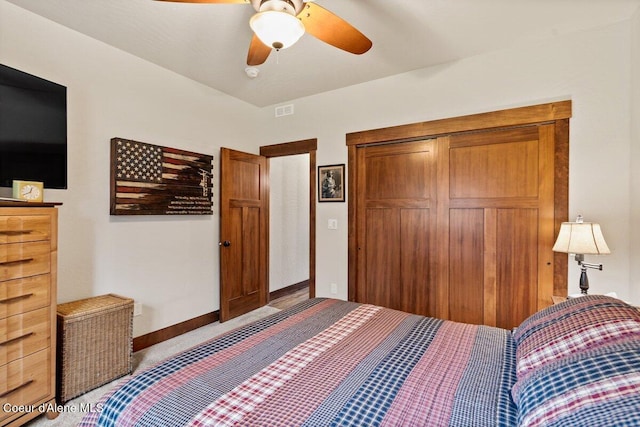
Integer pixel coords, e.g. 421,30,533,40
110,138,214,215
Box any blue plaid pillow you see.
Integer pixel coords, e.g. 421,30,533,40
512,339,640,427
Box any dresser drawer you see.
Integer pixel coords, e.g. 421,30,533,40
0,275,50,320
0,307,50,366
0,241,51,281
0,348,51,423
0,215,51,244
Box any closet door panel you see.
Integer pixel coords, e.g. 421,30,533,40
446,125,554,328
357,140,437,316
449,127,540,199
364,145,431,201
448,208,484,325
400,208,431,315
495,208,539,329
364,208,398,309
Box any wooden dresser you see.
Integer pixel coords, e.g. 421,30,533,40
1,203,60,426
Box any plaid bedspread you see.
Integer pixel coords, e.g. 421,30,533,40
80,298,517,426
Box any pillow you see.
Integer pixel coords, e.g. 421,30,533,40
513,295,640,378
512,339,640,427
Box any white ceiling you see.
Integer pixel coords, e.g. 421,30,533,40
7,0,640,107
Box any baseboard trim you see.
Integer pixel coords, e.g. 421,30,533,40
133,311,219,352
133,280,309,353
269,280,309,301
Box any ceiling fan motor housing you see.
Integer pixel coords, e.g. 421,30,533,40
244,0,372,65
249,0,306,50
252,0,304,15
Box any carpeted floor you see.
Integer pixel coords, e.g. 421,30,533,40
25,305,281,426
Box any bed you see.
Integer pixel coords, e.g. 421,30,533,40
79,295,640,427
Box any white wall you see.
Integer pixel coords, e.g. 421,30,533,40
631,7,640,304
258,19,638,304
269,155,309,292
0,1,264,337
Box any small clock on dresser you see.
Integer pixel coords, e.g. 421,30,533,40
12,179,44,202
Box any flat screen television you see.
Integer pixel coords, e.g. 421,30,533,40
0,63,67,189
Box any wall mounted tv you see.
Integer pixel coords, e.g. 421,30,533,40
0,64,67,189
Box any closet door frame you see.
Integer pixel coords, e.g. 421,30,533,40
347,101,571,310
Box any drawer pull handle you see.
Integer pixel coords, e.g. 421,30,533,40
0,257,34,266
0,332,34,346
0,293,34,304
0,379,34,398
0,229,34,236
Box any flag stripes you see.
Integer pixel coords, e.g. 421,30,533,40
110,138,214,215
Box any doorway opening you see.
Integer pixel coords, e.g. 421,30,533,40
261,139,317,309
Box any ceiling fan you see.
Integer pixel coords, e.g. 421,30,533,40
155,0,372,65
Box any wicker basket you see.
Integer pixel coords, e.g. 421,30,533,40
56,294,134,403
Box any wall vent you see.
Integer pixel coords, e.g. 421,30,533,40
275,104,294,117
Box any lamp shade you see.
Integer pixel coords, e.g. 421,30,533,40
249,11,305,50
552,222,610,255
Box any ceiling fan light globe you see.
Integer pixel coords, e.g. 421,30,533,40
249,11,305,50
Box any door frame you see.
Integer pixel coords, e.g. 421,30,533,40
260,138,317,298
346,101,571,302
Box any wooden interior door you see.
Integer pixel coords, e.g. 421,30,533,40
440,125,556,328
219,148,268,322
355,140,437,316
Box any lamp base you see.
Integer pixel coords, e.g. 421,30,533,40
579,268,589,295
575,254,604,295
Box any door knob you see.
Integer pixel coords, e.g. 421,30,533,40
220,240,231,247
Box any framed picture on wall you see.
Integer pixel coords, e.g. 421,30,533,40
318,164,345,202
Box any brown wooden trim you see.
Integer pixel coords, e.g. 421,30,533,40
309,150,316,298
434,136,451,320
264,158,270,309
346,101,572,146
347,144,357,301
134,280,311,353
260,139,318,157
260,138,317,300
133,311,219,352
553,118,570,297
269,280,309,301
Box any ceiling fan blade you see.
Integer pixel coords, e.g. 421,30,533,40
154,0,247,4
247,34,272,65
298,2,372,55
